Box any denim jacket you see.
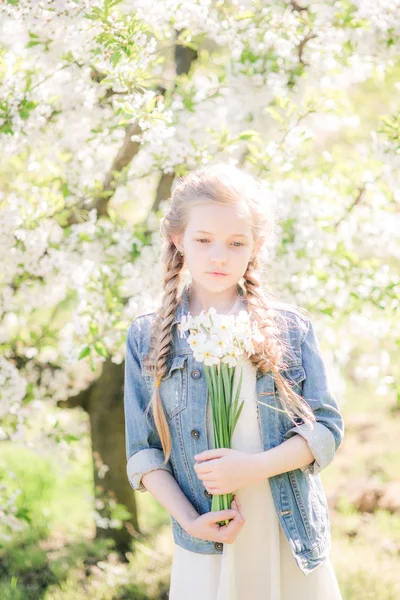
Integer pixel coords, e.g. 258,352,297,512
124,284,344,575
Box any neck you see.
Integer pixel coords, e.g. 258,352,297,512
187,281,240,316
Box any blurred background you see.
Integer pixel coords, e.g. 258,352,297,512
0,1,399,598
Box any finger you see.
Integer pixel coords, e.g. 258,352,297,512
202,479,218,486
197,477,219,489
194,449,228,461
233,495,245,520
195,463,214,474
232,495,243,513
207,487,221,494
208,509,237,523
218,509,244,534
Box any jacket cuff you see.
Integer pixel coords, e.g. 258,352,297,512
284,421,336,476
127,448,173,492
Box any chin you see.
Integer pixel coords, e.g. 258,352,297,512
201,277,233,290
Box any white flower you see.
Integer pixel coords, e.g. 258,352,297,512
187,331,207,349
194,339,220,366
244,338,255,354
233,329,248,343
253,327,264,343
183,306,263,367
179,316,188,335
237,310,251,324
221,350,240,367
196,311,213,329
204,354,220,367
214,335,230,354
210,313,233,335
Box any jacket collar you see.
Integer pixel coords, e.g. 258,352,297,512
171,283,191,326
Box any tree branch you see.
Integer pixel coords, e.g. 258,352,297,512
57,383,95,411
149,40,198,214
333,186,366,230
68,34,198,225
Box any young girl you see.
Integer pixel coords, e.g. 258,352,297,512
124,163,344,599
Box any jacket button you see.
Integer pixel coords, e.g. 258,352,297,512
204,489,212,499
214,542,223,551
191,429,200,439
191,369,201,379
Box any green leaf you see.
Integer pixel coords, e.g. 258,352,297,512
94,341,108,358
15,508,31,523
114,320,130,330
231,400,245,432
238,130,258,141
64,434,79,443
145,96,157,112
78,346,91,360
219,362,232,436
231,366,244,434
265,107,286,125
89,322,99,336
110,50,122,67
234,365,243,410
233,10,254,20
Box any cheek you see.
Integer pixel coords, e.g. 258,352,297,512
237,250,252,266
187,245,208,260
184,248,205,271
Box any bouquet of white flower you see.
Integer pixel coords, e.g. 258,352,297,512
179,305,264,525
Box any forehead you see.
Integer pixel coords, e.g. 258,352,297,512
185,202,252,235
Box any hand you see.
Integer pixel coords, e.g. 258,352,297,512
194,448,260,495
185,495,246,544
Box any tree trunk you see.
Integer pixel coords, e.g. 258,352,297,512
56,38,200,556
86,358,140,556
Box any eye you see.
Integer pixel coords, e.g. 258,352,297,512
195,239,244,247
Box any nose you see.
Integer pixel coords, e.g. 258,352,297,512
210,243,228,265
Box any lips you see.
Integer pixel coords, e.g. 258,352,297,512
207,271,228,276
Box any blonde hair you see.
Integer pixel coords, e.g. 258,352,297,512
142,162,315,463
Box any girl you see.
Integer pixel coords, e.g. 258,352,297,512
124,163,344,599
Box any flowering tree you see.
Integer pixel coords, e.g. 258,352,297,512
1,0,399,551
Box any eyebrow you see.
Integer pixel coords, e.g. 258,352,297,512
194,230,249,238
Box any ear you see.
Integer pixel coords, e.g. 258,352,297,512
171,233,183,252
252,236,265,256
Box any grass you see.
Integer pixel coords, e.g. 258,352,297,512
0,376,399,599
322,376,400,599
0,441,174,599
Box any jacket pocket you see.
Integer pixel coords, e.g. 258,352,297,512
281,365,306,392
140,353,189,421
276,365,306,433
142,354,187,421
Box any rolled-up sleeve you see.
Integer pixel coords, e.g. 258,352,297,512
124,318,173,492
283,317,345,476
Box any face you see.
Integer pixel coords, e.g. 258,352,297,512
172,202,263,294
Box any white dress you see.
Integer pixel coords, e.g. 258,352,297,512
169,298,343,600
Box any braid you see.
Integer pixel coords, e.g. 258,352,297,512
243,258,316,427
143,242,185,463
243,255,284,375
154,247,184,377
